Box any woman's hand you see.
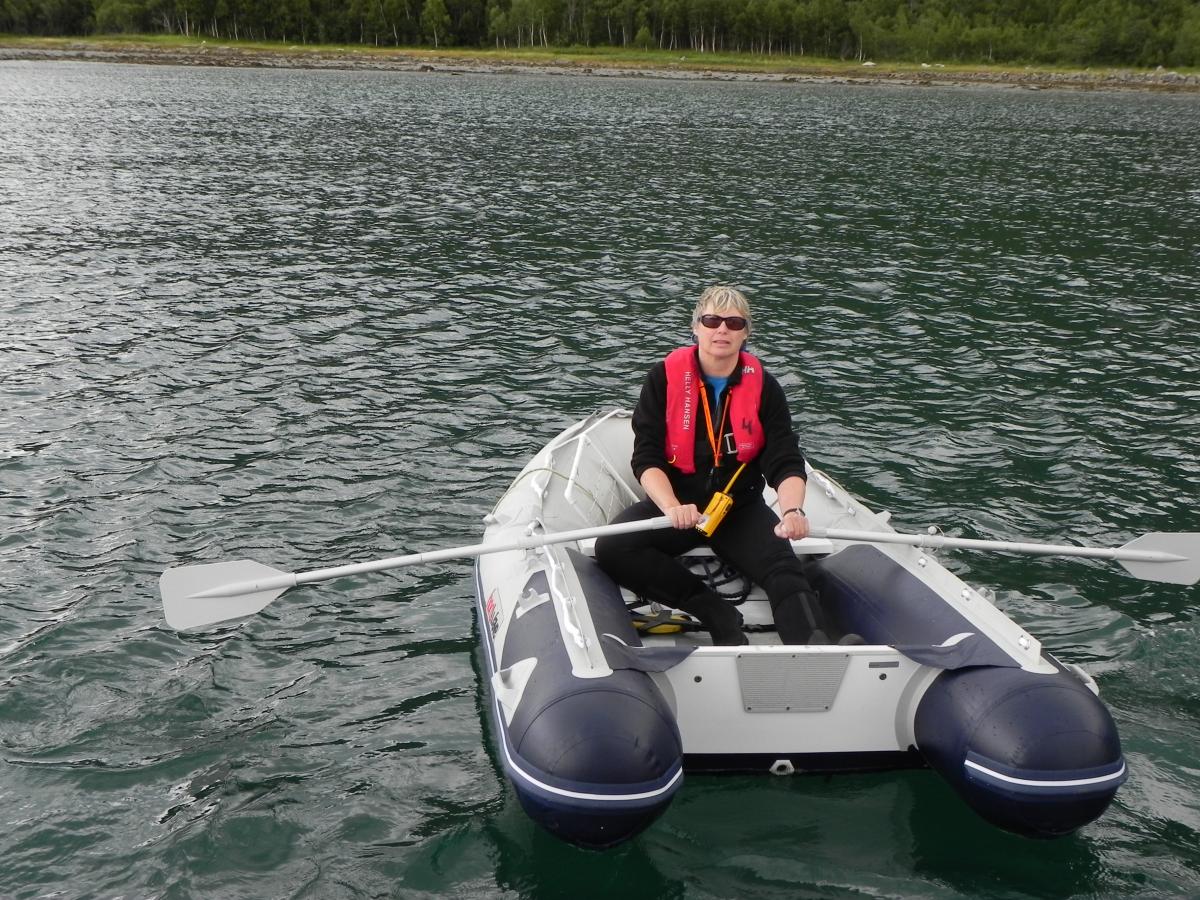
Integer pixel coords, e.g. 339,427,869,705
774,475,809,541
667,504,702,529
641,468,701,530
773,509,810,541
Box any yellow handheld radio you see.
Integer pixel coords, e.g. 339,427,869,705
695,463,747,538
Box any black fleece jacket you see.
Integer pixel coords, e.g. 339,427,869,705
630,348,808,508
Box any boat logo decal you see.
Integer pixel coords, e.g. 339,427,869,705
485,589,502,637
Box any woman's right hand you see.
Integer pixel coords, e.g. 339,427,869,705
641,469,701,530
666,504,702,529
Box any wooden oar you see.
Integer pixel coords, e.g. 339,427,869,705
807,528,1199,586
160,515,673,631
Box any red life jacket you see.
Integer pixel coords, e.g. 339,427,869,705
664,346,765,474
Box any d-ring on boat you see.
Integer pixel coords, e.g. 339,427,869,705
473,410,1130,849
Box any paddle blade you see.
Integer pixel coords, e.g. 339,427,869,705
160,560,292,630
1118,533,1200,585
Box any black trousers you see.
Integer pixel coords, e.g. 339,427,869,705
594,498,833,644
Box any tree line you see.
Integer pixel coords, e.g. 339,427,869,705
4,0,1199,67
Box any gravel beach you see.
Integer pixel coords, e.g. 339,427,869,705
3,40,1198,92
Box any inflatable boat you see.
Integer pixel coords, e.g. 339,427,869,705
473,410,1127,849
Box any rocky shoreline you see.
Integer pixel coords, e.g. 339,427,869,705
3,41,1198,93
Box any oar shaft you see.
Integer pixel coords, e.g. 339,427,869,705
191,516,673,600
810,527,1184,564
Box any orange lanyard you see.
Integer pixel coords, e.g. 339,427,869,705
698,381,731,468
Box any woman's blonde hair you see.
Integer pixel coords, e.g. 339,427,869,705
692,285,752,335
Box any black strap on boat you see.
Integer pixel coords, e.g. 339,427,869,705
625,600,778,634
627,605,703,634
687,555,752,605
601,633,697,672
893,635,1021,670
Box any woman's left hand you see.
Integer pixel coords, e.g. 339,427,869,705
774,509,810,541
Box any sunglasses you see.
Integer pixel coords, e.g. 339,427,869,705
698,313,748,331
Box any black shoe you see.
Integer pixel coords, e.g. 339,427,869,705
683,590,746,646
712,628,749,646
708,605,747,645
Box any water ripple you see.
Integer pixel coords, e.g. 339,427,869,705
1,61,1198,897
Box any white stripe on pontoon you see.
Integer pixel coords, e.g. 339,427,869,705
965,758,1126,789
503,748,683,803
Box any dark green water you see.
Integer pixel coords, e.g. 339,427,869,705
1,60,1198,898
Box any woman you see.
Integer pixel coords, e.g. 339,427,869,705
595,285,841,646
